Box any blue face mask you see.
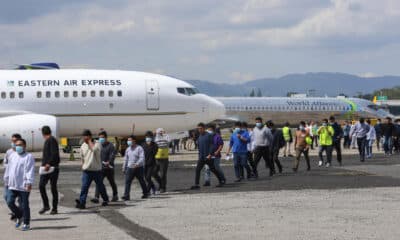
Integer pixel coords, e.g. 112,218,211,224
256,123,263,128
145,137,152,143
11,142,16,148
15,146,24,154
234,128,241,133
99,138,106,144
127,141,133,147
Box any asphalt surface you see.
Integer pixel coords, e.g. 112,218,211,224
1,150,400,239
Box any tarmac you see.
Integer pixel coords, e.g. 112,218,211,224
1,147,400,240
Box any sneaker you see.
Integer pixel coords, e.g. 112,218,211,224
90,198,100,204
9,213,17,221
325,163,331,168
15,218,22,228
288,154,294,157
307,167,311,171
38,206,50,215
121,196,130,201
278,168,283,174
159,189,166,194
21,224,30,231
318,161,323,167
50,209,58,215
141,194,149,199
101,201,109,207
203,182,211,187
190,185,200,190
75,199,86,209
111,196,119,202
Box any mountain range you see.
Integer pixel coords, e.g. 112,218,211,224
186,72,400,97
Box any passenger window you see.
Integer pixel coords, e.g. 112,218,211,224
91,90,96,97
117,90,122,97
82,91,87,97
64,91,69,98
100,90,105,97
108,90,113,97
1,92,6,99
37,91,42,98
55,91,60,98
177,88,185,95
10,92,15,99
18,92,24,99
73,91,78,98
46,91,51,98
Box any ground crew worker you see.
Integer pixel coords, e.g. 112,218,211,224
155,128,170,193
318,119,335,167
282,122,293,157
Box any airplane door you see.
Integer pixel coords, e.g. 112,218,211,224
146,80,160,110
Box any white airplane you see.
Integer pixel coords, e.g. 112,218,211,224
0,63,225,152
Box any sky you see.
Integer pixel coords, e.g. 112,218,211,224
1,0,400,83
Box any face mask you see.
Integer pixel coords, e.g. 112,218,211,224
11,142,16,148
299,126,305,131
256,123,263,128
145,137,152,143
234,128,241,133
127,141,133,147
206,130,214,134
98,138,106,144
322,123,327,127
15,146,24,154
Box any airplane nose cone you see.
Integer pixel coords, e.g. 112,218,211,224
208,98,226,120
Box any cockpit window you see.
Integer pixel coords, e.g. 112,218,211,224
177,87,199,96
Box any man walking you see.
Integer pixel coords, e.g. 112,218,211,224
142,131,161,194
382,117,395,155
318,119,335,167
203,125,226,186
122,135,149,200
252,117,274,177
267,121,284,174
226,122,250,182
155,128,170,193
75,130,109,209
91,131,118,203
350,118,370,162
293,121,311,172
329,116,343,165
4,139,35,231
191,123,224,190
39,126,60,215
366,119,376,158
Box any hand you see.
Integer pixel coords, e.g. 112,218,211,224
206,154,212,160
132,164,139,169
237,134,241,138
26,184,32,192
44,164,51,171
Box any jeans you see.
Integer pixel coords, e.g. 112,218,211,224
94,168,118,199
156,159,169,191
319,145,333,164
253,146,273,175
233,153,248,179
384,136,393,154
123,167,148,198
294,147,310,170
332,140,342,164
145,164,161,193
79,171,109,205
204,158,226,183
195,158,223,185
270,148,283,172
39,168,59,210
365,139,375,157
7,190,30,225
357,137,367,161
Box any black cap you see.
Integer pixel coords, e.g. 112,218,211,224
82,129,92,137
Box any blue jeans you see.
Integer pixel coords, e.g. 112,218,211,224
79,171,109,205
3,186,8,202
319,145,333,163
233,153,248,179
204,158,226,183
7,190,30,225
384,136,393,154
357,137,367,161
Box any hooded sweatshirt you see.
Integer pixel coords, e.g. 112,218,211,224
81,141,102,171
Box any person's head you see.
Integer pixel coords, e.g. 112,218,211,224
197,122,206,134
377,118,382,124
15,139,26,155
285,122,290,127
366,119,371,125
207,124,216,134
266,120,274,128
234,121,242,132
41,126,52,139
385,117,392,124
255,117,263,128
82,129,92,143
299,121,306,131
310,121,314,125
329,116,335,123
359,117,365,124
98,131,108,144
11,133,22,149
156,128,165,136
127,135,137,147
145,131,154,144
322,119,328,126
241,122,248,130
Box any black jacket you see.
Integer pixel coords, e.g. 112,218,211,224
42,136,60,167
143,142,158,167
